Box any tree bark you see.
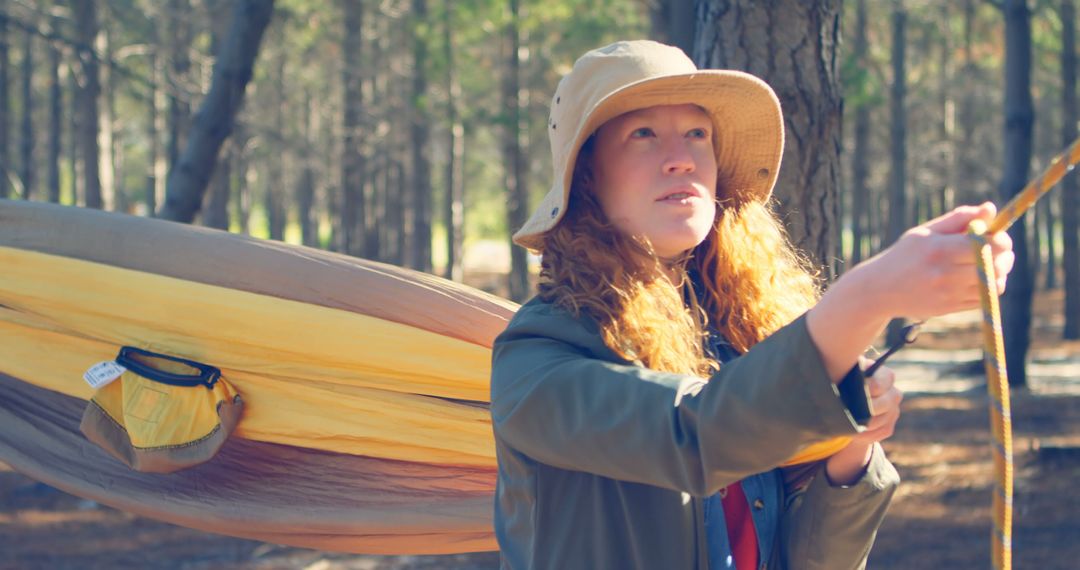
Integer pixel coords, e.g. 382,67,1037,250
504,0,530,301
265,41,286,241
67,56,80,205
0,4,9,199
1044,191,1057,289
97,12,115,210
884,2,909,346
850,0,870,266
443,0,464,282
939,2,956,218
20,28,32,200
202,140,231,229
410,0,432,272
1001,0,1034,386
147,48,165,215
340,0,365,257
47,10,61,204
73,0,101,209
956,0,982,204
694,0,843,278
167,0,191,172
1064,0,1080,338
158,0,274,223
296,89,317,247
649,0,696,58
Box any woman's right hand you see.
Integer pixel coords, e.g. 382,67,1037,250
859,202,1015,322
806,202,1014,383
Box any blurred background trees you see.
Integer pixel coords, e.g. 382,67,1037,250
3,0,1080,383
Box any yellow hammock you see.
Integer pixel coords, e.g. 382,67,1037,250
0,199,846,554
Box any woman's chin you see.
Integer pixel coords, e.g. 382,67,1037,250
650,227,711,259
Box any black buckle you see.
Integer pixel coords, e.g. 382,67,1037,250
114,346,221,389
863,322,923,377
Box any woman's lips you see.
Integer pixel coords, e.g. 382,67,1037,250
657,186,703,202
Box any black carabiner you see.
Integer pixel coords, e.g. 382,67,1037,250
863,321,923,377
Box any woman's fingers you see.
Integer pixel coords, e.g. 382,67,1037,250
870,386,903,417
866,366,895,398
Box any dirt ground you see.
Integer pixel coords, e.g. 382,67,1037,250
2,289,1079,569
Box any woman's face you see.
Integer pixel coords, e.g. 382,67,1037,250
591,104,718,260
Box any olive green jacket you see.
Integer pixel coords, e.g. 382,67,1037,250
490,296,900,569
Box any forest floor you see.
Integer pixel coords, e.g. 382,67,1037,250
2,288,1079,569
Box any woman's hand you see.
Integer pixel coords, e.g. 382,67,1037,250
863,202,1015,321
807,201,1014,383
825,364,903,485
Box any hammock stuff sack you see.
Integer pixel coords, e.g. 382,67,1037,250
0,199,849,554
80,346,243,473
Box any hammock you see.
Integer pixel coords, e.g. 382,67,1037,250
0,198,844,554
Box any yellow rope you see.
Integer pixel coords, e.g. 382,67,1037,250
966,135,1080,569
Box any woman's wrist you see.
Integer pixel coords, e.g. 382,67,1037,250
824,441,875,486
807,264,893,382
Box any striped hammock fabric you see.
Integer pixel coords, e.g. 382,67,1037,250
0,199,845,554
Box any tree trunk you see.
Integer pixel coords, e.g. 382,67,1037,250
340,0,365,257
694,0,843,278
1044,192,1057,289
67,58,80,205
167,0,191,172
297,89,317,247
1064,0,1080,339
73,0,101,209
1033,195,1043,283
956,0,980,204
0,4,9,199
410,0,432,272
20,29,33,200
443,0,464,282
233,125,252,234
147,49,165,215
850,0,870,266
504,0,530,301
47,11,61,204
158,0,274,223
266,43,286,241
885,2,908,347
98,12,115,210
939,2,956,217
202,140,231,229
649,0,696,58
1001,0,1034,387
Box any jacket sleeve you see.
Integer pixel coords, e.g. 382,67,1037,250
778,443,901,570
489,301,872,497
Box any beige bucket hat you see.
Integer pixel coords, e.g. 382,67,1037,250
513,40,785,252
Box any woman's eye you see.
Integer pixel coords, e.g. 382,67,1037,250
630,127,655,138
687,128,709,139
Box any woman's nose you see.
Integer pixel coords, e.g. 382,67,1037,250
662,142,696,174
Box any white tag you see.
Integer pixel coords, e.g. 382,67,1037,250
84,361,127,389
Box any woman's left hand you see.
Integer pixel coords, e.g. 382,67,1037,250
854,363,903,445
825,363,904,485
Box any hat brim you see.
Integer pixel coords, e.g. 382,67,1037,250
513,71,784,252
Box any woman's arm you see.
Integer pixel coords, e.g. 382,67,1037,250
491,302,867,497
825,364,903,484
805,202,1014,382
780,443,900,570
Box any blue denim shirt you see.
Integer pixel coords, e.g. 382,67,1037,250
704,470,783,569
702,327,784,569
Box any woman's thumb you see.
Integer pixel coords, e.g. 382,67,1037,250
922,202,995,234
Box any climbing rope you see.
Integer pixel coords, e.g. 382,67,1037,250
966,136,1080,570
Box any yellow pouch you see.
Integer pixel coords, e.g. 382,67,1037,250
80,346,243,473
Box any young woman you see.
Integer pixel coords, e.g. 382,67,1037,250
489,40,1014,570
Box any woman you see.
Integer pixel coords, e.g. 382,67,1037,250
489,40,1013,570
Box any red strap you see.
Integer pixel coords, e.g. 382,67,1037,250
720,481,760,570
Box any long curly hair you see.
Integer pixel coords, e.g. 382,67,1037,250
537,137,822,376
